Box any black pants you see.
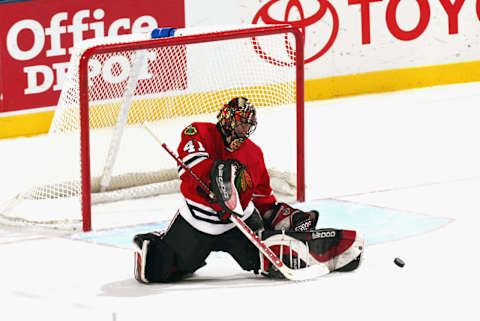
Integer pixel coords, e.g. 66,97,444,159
151,213,261,282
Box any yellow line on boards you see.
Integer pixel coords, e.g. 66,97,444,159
305,60,480,101
1,60,479,139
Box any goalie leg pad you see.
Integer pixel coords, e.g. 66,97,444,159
133,231,178,283
259,229,364,278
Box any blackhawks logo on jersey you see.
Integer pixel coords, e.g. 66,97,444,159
183,125,198,136
232,160,253,192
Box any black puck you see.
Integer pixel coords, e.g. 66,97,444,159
394,257,405,267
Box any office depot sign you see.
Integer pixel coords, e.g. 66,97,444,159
0,0,184,113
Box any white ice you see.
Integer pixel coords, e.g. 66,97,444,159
1,82,480,321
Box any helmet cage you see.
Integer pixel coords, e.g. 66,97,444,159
217,97,257,141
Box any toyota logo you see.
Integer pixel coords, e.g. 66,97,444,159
252,0,339,64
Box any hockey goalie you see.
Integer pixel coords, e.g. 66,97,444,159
133,97,364,283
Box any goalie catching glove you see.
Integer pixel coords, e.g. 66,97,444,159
263,202,319,231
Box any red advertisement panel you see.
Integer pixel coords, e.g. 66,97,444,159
0,0,185,113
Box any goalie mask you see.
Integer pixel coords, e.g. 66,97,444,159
217,97,257,151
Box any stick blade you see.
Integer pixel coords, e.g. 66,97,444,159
281,263,330,281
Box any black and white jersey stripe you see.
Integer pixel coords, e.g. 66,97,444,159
179,198,256,235
177,152,209,177
186,200,228,224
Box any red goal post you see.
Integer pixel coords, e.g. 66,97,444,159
78,24,305,231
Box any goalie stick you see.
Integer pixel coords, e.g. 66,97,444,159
143,122,329,281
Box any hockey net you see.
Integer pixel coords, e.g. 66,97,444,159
0,24,304,231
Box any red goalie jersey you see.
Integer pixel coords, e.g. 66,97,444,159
176,122,276,235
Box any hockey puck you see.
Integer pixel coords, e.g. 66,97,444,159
394,257,405,268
